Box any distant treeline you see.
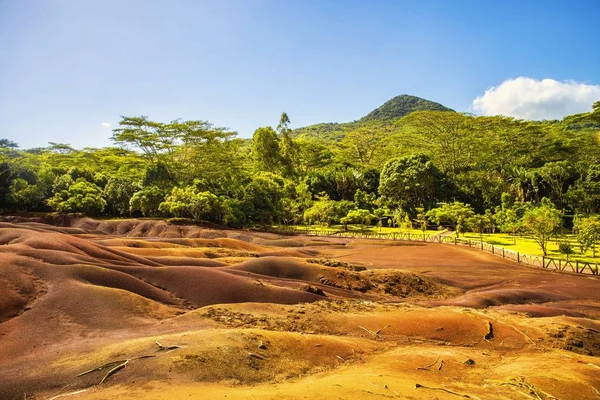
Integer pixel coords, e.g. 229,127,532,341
2,103,600,240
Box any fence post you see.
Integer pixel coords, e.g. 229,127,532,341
454,237,457,245
576,260,579,273
517,252,520,263
492,245,495,255
542,256,546,268
480,241,483,250
559,259,561,270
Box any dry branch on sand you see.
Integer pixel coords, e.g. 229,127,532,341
76,340,184,385
490,378,558,400
415,383,480,399
359,324,391,340
416,356,440,371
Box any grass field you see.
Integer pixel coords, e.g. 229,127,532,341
274,224,600,265
459,232,600,264
272,224,439,235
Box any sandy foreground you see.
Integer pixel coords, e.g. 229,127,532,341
0,217,599,399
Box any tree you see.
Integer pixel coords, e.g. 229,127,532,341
521,200,561,256
111,116,167,164
130,186,168,217
425,202,475,237
468,214,487,241
354,189,375,210
575,215,600,257
9,178,46,211
277,112,298,177
379,154,446,212
103,177,141,216
558,241,574,261
251,127,281,173
538,161,575,209
401,111,477,177
415,207,428,232
339,125,392,168
47,179,107,215
241,174,284,225
341,209,374,229
159,186,220,221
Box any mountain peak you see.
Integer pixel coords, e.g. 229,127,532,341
360,94,453,122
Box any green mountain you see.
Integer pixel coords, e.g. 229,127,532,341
360,94,452,122
294,94,453,141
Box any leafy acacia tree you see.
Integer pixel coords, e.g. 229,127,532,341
339,125,392,168
522,200,561,256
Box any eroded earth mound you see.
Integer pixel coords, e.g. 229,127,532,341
0,217,598,399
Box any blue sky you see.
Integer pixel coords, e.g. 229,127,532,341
1,0,599,149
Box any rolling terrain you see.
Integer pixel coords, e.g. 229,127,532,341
0,217,599,399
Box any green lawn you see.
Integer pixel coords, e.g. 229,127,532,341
272,224,439,235
459,232,600,264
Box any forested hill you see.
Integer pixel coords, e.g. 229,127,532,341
294,94,452,140
360,94,453,122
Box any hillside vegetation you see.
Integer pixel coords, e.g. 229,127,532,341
1,98,600,257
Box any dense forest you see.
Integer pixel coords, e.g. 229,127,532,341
2,95,600,243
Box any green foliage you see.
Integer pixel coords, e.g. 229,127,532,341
129,186,167,217
341,209,374,228
9,178,46,210
426,202,475,237
574,215,600,257
360,95,453,122
5,98,600,232
522,199,562,256
159,186,220,221
47,179,106,215
379,154,446,212
103,177,141,216
251,127,281,173
241,174,284,225
304,195,355,226
558,241,574,260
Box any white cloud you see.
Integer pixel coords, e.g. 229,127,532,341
101,122,111,128
472,77,600,120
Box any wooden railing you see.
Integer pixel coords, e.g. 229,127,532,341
265,227,599,276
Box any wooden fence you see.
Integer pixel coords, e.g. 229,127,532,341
266,227,599,276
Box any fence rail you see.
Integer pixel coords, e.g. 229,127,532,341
266,227,599,276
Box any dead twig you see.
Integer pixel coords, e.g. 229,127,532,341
47,389,89,400
248,352,266,360
416,356,440,371
99,360,129,384
77,360,128,377
375,324,391,335
438,360,445,371
359,326,378,338
155,340,182,351
415,383,479,399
